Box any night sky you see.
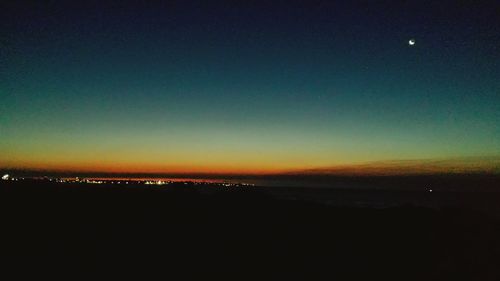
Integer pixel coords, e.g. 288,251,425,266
1,0,499,175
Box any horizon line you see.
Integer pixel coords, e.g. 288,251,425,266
2,156,499,178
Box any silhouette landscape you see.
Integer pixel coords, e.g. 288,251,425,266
1,0,499,279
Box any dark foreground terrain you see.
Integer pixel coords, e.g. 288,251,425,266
1,181,500,280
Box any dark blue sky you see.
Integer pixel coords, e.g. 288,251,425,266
1,0,499,174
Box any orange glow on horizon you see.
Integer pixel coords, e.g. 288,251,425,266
0,159,292,175
2,157,499,176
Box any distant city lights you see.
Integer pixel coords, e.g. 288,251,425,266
0,175,254,188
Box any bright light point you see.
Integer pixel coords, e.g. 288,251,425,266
428,189,433,193
1,174,9,180
409,39,415,46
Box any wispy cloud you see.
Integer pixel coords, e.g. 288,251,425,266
286,156,500,176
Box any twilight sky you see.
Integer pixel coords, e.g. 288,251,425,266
1,0,499,175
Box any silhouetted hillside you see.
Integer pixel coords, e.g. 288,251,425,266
1,181,499,280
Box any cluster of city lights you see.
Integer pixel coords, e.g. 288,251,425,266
144,180,168,185
1,174,254,188
1,174,25,181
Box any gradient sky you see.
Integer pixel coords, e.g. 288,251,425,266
1,0,499,174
